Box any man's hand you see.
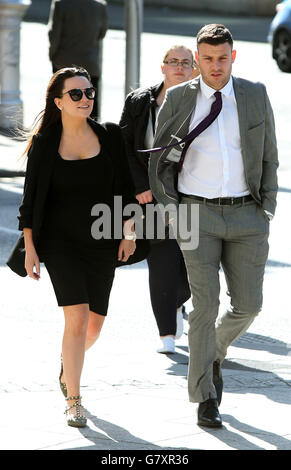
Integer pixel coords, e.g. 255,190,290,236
136,190,153,204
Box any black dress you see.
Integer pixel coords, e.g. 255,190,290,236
38,148,119,315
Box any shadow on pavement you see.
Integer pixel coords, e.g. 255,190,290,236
203,414,291,450
72,413,193,451
233,332,291,356
164,332,291,404
161,335,291,449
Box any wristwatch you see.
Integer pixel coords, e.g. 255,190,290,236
124,233,137,241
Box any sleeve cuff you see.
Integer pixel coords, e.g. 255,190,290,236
264,210,274,221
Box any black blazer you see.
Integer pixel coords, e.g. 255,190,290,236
119,82,163,195
17,119,136,247
7,119,150,277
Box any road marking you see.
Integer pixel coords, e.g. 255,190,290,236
0,183,23,194
0,226,19,235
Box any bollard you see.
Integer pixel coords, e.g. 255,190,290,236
0,0,31,130
124,0,143,96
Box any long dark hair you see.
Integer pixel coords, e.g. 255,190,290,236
22,66,92,156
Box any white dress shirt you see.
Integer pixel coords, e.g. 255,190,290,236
178,76,249,198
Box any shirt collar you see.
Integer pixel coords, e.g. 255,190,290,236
200,76,233,99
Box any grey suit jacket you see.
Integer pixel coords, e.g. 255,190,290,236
48,0,108,76
148,76,278,215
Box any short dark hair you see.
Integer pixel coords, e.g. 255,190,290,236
196,24,233,49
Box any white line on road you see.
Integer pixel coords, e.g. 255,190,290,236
0,226,19,235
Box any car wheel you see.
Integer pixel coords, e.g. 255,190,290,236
274,29,291,72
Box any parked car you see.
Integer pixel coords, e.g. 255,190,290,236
268,0,291,72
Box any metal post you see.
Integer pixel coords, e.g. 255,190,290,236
0,0,31,129
124,0,143,96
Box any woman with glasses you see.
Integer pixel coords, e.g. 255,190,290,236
17,67,136,427
120,46,200,354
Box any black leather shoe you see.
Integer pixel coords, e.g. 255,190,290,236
197,398,222,428
213,360,223,406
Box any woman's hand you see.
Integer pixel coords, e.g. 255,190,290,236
118,239,136,263
25,246,40,280
136,190,153,204
23,228,40,280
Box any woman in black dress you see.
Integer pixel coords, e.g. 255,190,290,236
18,67,136,427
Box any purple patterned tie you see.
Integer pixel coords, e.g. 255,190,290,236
139,91,222,173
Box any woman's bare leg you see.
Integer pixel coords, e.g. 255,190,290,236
85,311,105,351
62,304,89,413
61,309,105,384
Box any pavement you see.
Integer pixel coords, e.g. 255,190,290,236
0,14,291,453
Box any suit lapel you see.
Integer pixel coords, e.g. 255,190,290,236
233,77,247,156
166,80,200,143
177,81,199,137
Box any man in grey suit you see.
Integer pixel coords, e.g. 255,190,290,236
48,0,108,119
149,24,278,428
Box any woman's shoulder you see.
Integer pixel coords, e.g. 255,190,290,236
26,121,62,163
32,121,62,144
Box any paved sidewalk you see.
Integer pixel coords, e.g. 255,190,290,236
1,147,290,451
0,248,291,451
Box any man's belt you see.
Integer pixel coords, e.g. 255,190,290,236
180,194,253,206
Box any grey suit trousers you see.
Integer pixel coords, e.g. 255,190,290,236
177,197,269,403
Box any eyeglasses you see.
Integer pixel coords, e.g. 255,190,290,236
163,59,193,69
62,87,96,101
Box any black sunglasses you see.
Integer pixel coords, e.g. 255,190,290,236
62,87,96,101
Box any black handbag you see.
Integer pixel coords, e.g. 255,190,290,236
6,232,27,277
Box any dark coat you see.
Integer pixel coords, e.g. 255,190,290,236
119,82,163,196
7,119,150,277
48,0,108,76
17,119,136,246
